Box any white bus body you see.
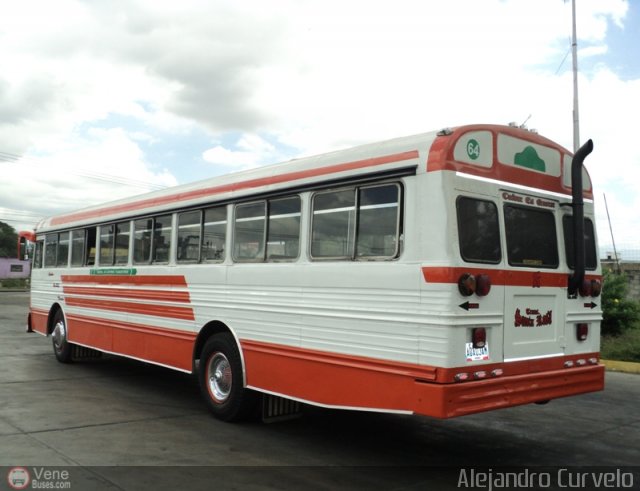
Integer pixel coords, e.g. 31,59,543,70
26,124,604,421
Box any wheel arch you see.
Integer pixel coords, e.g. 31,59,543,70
193,321,247,386
47,303,64,335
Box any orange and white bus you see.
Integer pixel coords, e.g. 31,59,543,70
24,124,604,421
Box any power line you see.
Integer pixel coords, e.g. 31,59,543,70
0,150,168,191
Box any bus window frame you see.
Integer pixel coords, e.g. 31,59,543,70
310,182,403,261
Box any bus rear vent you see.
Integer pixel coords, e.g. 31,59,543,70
262,394,302,423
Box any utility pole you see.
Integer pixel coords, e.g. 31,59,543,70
571,0,580,152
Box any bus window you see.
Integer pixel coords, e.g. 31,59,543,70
505,205,558,268
56,232,70,267
177,210,202,262
44,234,58,268
563,215,597,270
267,196,300,260
202,207,226,262
99,224,115,266
457,197,501,264
115,221,131,265
34,240,44,269
234,202,266,261
356,184,400,258
70,230,85,267
311,189,356,259
85,227,96,266
134,218,152,264
152,215,172,264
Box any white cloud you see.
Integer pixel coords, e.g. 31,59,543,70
202,134,277,169
0,0,637,256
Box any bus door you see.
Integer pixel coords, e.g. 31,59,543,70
501,192,566,362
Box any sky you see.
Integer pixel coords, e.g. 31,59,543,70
0,0,638,258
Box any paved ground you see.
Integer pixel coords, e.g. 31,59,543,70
1,291,639,490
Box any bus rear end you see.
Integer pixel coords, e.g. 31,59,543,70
417,126,604,418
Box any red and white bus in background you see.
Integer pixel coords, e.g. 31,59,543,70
23,124,604,422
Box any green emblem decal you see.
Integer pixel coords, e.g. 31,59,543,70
514,146,546,172
90,268,137,276
466,139,480,160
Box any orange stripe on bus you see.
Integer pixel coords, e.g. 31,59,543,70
50,150,420,226
422,266,601,288
65,297,196,321
61,275,188,287
62,286,191,303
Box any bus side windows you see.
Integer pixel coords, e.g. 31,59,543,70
56,232,70,267
86,227,96,266
152,215,173,264
99,224,115,266
456,197,501,264
203,207,227,262
70,230,85,267
44,233,58,268
177,210,202,262
356,184,401,258
134,219,153,264
233,196,301,262
34,240,44,269
234,202,266,261
266,196,300,261
311,184,401,260
177,207,228,263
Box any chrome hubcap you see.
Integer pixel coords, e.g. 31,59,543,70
207,353,232,402
52,320,66,352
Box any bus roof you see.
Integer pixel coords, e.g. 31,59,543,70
34,124,589,233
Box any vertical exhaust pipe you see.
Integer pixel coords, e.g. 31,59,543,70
568,139,594,296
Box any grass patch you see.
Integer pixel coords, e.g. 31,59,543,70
601,326,640,363
0,278,29,289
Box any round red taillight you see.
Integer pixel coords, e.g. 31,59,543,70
591,279,602,297
576,323,589,341
579,279,592,297
475,274,491,296
458,273,476,296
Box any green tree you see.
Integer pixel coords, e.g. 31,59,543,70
0,220,18,257
601,270,640,337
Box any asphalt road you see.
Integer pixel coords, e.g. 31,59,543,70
1,291,639,490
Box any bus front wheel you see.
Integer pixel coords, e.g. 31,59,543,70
198,333,258,422
51,310,73,363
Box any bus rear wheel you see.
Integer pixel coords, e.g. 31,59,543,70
198,333,258,422
51,310,73,363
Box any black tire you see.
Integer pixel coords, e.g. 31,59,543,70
198,333,258,422
51,309,73,363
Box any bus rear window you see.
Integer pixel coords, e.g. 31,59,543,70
456,197,501,264
505,205,558,268
563,216,597,270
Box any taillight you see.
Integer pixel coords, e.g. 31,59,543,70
476,274,491,296
591,279,602,297
576,323,589,341
472,327,486,348
458,273,492,297
458,273,476,296
579,279,592,297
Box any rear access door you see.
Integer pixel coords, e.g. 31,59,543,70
501,192,566,362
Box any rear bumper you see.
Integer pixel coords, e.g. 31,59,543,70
415,364,605,418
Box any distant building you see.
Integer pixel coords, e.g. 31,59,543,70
0,258,31,280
